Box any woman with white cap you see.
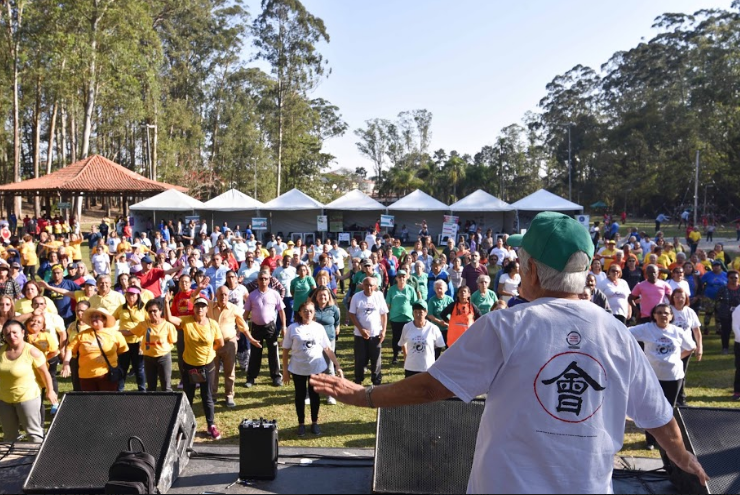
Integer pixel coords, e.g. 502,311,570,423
61,307,128,391
164,284,224,440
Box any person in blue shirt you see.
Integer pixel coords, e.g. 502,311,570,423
700,260,728,330
204,253,230,294
40,264,81,326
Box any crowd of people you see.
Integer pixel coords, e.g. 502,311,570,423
0,211,735,453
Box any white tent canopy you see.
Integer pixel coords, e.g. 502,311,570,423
387,189,448,211
202,188,264,211
449,189,516,236
449,189,513,212
510,189,583,212
130,189,205,211
263,188,324,241
324,189,385,211
387,190,449,241
263,188,323,210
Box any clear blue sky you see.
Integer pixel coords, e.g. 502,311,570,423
247,0,734,173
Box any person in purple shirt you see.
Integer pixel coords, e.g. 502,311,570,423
461,251,488,291
244,269,287,387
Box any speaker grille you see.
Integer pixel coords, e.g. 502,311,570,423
678,406,740,495
24,392,185,493
374,399,484,494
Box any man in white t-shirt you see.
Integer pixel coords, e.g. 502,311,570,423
311,211,707,494
489,237,507,266
348,276,388,386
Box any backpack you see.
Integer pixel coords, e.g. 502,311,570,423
105,436,157,494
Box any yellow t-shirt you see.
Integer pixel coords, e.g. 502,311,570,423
20,242,38,267
179,316,222,367
65,320,88,352
73,290,92,303
117,241,132,254
89,291,126,315
47,240,62,252
689,231,701,244
0,343,45,403
68,239,83,261
731,257,740,272
140,289,154,304
68,329,128,379
15,297,58,315
27,330,59,360
130,320,178,357
599,248,617,270
113,304,147,344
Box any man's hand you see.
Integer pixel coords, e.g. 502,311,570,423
361,328,370,340
310,374,365,407
379,329,386,344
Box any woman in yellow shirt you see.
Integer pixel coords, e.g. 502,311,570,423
20,235,38,280
65,300,90,391
130,299,177,392
26,313,60,396
0,295,15,328
0,320,57,442
61,307,128,391
15,281,57,317
164,289,224,440
113,287,147,391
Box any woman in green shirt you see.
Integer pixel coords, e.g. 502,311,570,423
412,261,429,302
427,279,454,351
385,269,417,365
290,264,316,313
471,275,498,315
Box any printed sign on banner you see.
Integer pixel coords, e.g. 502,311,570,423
329,213,343,232
317,215,328,232
576,214,590,230
380,215,395,228
338,232,350,244
252,218,268,230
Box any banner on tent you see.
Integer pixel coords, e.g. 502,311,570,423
442,215,459,239
317,215,328,232
329,213,343,233
185,215,200,225
380,215,395,228
338,233,350,244
252,218,267,230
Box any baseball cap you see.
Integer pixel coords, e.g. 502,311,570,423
68,262,78,269
141,256,153,264
287,240,295,246
193,296,209,306
84,278,97,286
607,239,616,245
397,269,407,276
412,300,428,311
361,259,373,267
506,212,594,272
712,259,723,266
10,262,20,269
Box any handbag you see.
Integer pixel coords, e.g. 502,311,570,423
94,330,125,383
188,367,207,384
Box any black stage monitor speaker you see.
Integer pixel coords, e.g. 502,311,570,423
239,418,279,480
23,392,196,494
373,398,484,494
662,406,740,495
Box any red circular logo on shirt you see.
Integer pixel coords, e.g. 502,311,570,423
534,351,607,424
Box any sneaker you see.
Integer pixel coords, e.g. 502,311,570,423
272,378,283,387
391,358,398,365
177,381,184,390
245,380,254,388
311,423,321,435
208,425,222,440
225,398,236,408
327,396,337,405
297,424,306,437
646,444,655,451
305,397,311,405
722,348,729,355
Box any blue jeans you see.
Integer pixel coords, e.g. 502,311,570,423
118,342,146,391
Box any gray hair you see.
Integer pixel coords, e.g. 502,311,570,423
676,252,687,261
518,248,589,294
434,279,448,292
414,260,426,273
477,274,490,285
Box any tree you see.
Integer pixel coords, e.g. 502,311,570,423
253,0,330,197
354,118,389,184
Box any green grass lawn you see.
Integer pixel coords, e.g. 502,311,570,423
11,241,740,459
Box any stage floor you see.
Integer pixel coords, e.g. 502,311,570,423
0,443,676,494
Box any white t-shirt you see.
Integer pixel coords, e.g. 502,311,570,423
498,273,520,302
589,271,607,284
273,266,297,297
282,321,331,376
489,247,507,266
330,247,349,270
399,320,445,372
732,306,740,344
428,298,673,494
107,237,120,253
629,322,695,381
597,278,631,317
227,284,249,312
672,306,700,335
232,242,248,263
667,279,690,296
91,253,110,275
238,262,260,285
349,290,388,337
348,245,362,259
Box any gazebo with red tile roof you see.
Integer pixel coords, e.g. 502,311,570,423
0,155,187,196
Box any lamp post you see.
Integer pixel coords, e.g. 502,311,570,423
561,122,574,202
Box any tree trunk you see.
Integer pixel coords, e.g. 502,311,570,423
152,110,158,181
70,109,77,163
33,74,42,217
60,104,68,165
5,1,24,216
276,78,283,197
46,99,59,174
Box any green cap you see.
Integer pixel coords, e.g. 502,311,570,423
507,211,593,272
412,299,427,311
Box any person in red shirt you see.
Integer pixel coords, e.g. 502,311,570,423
260,247,281,273
137,256,180,298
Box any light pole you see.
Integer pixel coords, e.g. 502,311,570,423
561,122,574,202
